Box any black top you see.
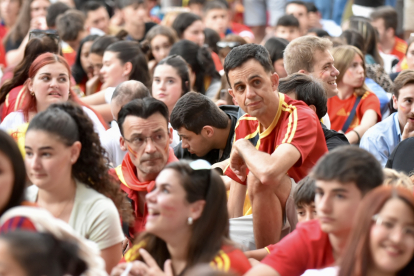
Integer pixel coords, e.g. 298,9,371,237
5,37,23,52
386,137,414,174
353,0,384,7
174,105,240,164
321,123,350,150
126,22,157,43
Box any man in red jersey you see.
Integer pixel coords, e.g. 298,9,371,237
223,44,328,248
245,146,384,276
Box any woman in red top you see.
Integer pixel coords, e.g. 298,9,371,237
338,186,414,276
111,161,251,276
327,45,381,144
0,129,36,233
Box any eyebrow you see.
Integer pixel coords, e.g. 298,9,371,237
132,128,165,136
24,146,54,150
233,75,263,87
39,73,69,76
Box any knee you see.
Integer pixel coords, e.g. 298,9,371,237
247,173,271,198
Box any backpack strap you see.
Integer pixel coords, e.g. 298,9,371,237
342,95,362,133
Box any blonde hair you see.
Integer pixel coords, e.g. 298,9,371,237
332,45,369,97
284,36,332,75
383,168,414,191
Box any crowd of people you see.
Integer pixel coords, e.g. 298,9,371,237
1,0,414,275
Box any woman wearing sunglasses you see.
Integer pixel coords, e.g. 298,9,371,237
111,160,251,276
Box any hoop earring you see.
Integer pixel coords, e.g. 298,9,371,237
187,217,193,225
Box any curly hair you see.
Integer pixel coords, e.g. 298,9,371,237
27,102,133,224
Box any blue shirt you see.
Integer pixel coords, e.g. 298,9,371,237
360,112,401,167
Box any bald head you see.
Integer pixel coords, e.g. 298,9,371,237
111,80,151,120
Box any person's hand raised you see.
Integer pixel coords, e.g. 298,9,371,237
402,120,414,140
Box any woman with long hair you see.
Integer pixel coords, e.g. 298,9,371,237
24,102,133,273
81,40,151,122
111,161,251,276
0,36,60,120
338,186,414,276
152,55,190,147
327,45,381,144
0,53,107,135
169,40,221,98
4,0,50,66
142,25,178,75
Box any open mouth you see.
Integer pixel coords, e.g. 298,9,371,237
148,208,160,218
327,81,336,86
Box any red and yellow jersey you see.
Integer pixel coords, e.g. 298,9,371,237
327,91,381,133
124,243,251,275
224,93,328,184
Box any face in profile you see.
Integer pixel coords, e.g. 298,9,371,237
100,51,128,88
308,49,339,98
80,41,94,78
369,198,414,274
120,113,172,181
340,53,365,89
24,130,80,190
28,62,70,112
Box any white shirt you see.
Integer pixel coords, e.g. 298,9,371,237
104,87,116,104
26,180,125,250
101,122,126,167
0,107,106,137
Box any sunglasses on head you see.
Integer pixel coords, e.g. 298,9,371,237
29,29,61,44
217,41,241,49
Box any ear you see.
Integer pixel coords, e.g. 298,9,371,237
120,136,127,151
309,104,317,113
298,69,306,74
123,62,133,78
27,79,33,93
189,200,206,221
168,126,173,145
270,72,279,90
70,141,82,164
202,126,214,138
392,94,398,110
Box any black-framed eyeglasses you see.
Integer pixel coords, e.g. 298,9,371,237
123,130,169,149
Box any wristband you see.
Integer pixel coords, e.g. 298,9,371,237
352,129,361,143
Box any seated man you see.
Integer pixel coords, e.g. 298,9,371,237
361,70,414,166
171,92,238,165
110,97,178,237
278,73,349,150
101,80,150,167
284,35,340,129
224,44,328,248
245,146,384,275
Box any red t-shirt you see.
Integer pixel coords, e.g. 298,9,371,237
1,85,26,121
391,36,407,62
327,91,381,133
262,220,335,276
224,93,328,184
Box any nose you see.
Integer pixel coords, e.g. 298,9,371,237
99,66,105,75
331,66,340,76
389,227,404,244
317,195,332,215
357,64,365,75
245,85,256,99
146,188,158,203
181,140,189,149
49,77,58,87
30,154,42,170
144,137,157,154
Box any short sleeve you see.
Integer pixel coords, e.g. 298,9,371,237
360,92,381,121
84,198,125,250
279,106,319,167
82,107,106,137
104,87,115,104
261,229,309,276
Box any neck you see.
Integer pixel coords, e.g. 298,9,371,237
212,118,232,150
165,228,191,275
37,176,76,204
381,36,396,54
36,103,49,114
337,82,355,100
328,230,349,260
259,105,278,131
136,170,158,183
125,22,145,40
367,264,396,276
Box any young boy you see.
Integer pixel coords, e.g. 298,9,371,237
245,146,384,276
294,176,317,223
274,14,301,42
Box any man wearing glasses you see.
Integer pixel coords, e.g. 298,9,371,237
111,97,178,237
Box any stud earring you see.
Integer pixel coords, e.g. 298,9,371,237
187,217,193,225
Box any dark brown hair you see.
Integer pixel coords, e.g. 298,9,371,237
130,161,231,274
338,186,414,276
370,6,398,32
393,70,414,99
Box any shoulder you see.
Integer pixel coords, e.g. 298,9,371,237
25,185,39,202
211,245,252,274
75,181,112,204
1,111,25,130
